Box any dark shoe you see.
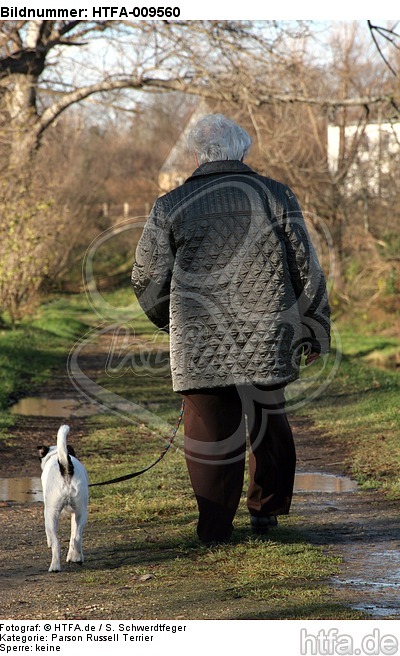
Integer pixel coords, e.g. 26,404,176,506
250,515,278,535
201,538,231,548
199,533,232,547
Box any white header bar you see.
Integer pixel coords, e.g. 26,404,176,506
0,1,398,20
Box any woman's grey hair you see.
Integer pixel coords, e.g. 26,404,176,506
188,114,252,164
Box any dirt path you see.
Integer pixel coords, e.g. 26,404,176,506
0,338,399,620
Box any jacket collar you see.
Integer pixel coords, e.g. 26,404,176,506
185,160,258,182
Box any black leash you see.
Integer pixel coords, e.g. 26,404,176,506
89,401,185,488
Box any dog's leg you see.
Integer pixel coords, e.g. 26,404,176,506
44,506,61,573
67,510,86,564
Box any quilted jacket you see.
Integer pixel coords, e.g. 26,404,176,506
131,160,330,392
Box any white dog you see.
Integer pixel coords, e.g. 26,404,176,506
37,425,89,572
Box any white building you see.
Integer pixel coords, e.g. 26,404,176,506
327,120,400,194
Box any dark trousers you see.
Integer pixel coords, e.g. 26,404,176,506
182,385,296,543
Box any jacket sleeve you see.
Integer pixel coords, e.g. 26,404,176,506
131,200,175,332
281,186,331,355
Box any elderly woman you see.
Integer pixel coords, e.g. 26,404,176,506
132,113,330,545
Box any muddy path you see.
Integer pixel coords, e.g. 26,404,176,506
0,337,399,620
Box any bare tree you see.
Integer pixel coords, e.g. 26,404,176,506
1,20,399,320
1,20,399,170
0,21,290,169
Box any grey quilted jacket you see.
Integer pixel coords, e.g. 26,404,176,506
132,160,330,392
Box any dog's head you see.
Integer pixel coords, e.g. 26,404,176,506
37,444,76,460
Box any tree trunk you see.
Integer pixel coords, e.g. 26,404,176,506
4,73,40,171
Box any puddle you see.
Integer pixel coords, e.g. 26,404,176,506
336,544,400,618
294,472,358,493
0,478,43,503
10,397,98,418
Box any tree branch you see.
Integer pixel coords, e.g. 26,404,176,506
368,20,398,76
35,77,147,135
34,73,400,140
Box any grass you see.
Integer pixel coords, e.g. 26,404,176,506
1,287,399,618
0,301,80,438
0,294,92,437
77,413,352,619
293,326,400,498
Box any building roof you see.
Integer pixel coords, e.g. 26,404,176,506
158,100,209,191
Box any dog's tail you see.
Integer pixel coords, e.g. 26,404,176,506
57,424,74,477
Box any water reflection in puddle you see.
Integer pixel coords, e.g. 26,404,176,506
0,471,358,504
0,477,43,503
10,397,98,418
295,472,358,493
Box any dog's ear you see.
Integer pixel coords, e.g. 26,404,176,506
67,445,76,458
37,445,49,459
